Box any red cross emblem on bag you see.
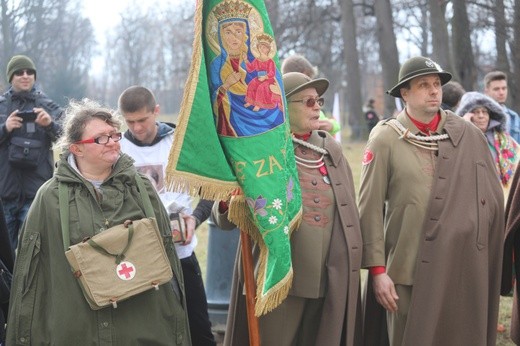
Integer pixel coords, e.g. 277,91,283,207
116,261,136,280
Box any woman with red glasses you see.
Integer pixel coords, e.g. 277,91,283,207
5,99,191,345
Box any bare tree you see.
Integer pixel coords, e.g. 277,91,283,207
428,0,451,69
374,0,400,118
511,0,520,111
451,0,477,90
105,4,164,104
340,0,363,138
0,0,17,73
160,2,195,114
0,0,94,103
494,0,511,74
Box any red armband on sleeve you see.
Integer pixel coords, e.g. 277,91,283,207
369,266,386,276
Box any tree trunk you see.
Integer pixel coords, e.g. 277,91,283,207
428,0,451,71
494,0,510,74
374,0,400,118
511,0,520,112
340,0,364,139
0,0,15,84
451,0,477,90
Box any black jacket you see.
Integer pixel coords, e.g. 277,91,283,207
0,87,63,202
0,199,13,343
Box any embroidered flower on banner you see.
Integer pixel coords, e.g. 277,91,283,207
246,195,268,217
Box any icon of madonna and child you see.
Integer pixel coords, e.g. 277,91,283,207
207,0,285,137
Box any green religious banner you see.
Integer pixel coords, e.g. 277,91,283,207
165,0,302,316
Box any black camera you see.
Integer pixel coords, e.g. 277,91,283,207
17,110,37,122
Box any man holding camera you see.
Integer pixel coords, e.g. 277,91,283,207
0,55,63,250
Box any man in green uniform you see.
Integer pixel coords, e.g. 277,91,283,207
359,56,504,346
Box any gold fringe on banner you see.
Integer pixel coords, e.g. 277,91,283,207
166,173,238,202
254,208,302,316
228,192,303,316
228,195,263,244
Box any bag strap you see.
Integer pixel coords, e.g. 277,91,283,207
88,223,134,264
135,174,155,218
58,174,156,251
59,182,70,251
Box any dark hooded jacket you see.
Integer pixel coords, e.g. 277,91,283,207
0,86,63,202
0,199,14,343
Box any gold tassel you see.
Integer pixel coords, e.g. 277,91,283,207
228,196,264,244
164,172,239,201
254,240,293,316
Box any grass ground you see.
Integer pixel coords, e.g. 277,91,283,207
194,138,514,344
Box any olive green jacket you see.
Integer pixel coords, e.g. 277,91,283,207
7,153,190,346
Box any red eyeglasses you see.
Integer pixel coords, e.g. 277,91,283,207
288,96,324,108
74,133,122,145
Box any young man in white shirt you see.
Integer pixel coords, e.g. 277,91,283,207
119,86,216,346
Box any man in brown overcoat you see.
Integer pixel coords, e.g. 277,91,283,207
503,167,520,344
359,56,504,346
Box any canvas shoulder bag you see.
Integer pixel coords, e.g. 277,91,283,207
59,175,173,310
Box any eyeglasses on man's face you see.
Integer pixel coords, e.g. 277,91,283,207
13,69,36,77
288,96,324,108
75,132,123,145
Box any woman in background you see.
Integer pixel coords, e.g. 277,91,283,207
457,91,520,196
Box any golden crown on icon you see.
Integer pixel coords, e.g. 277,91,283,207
256,33,273,45
214,0,252,22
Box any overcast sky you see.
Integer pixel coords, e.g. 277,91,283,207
83,0,185,75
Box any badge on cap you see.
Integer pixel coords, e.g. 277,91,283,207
425,59,442,72
116,261,136,281
362,149,374,165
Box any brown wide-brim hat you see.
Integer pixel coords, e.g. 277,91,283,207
387,56,452,98
283,72,329,98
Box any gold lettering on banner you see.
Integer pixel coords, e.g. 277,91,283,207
254,155,283,177
253,159,268,177
268,155,282,174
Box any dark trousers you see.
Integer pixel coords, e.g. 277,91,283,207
3,198,32,251
181,253,216,346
